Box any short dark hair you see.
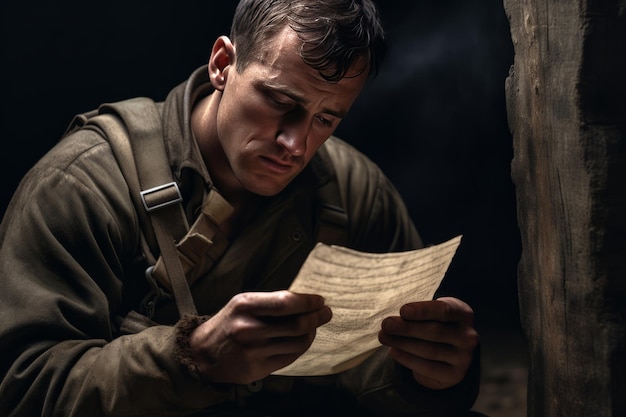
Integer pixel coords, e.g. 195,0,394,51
230,0,386,82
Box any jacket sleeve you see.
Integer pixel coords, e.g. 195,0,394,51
324,137,481,416
0,130,233,417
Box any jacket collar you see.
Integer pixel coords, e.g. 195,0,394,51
161,66,213,187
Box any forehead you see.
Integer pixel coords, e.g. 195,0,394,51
252,25,369,83
259,28,303,71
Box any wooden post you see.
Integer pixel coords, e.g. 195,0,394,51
503,1,625,416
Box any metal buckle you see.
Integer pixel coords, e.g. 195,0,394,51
140,182,183,212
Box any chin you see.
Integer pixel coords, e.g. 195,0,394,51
250,185,285,197
246,179,290,197
240,171,295,197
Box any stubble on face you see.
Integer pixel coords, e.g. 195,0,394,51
205,27,369,203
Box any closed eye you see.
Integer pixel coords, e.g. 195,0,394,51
267,92,295,111
316,114,336,128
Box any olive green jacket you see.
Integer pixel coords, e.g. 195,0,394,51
0,67,479,416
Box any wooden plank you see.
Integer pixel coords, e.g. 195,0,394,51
503,0,626,416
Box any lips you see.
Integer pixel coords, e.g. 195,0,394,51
259,155,295,174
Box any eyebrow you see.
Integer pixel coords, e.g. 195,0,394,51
260,81,347,119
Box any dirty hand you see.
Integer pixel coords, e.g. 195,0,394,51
378,297,479,390
189,290,332,385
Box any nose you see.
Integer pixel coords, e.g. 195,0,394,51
276,120,310,157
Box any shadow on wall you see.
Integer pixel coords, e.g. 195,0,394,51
1,0,520,327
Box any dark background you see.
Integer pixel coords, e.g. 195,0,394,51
0,1,520,330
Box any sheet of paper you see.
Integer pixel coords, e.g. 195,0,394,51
272,235,462,377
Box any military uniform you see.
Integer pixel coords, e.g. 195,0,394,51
0,66,479,416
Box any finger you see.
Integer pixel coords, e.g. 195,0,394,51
383,340,472,389
226,306,332,343
380,316,479,348
259,331,319,357
378,331,460,365
388,347,456,379
250,332,323,375
255,306,332,338
229,290,327,317
399,298,474,324
390,351,467,390
264,351,310,374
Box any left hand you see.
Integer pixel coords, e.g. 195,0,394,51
378,297,479,390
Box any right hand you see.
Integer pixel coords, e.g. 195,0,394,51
189,290,332,384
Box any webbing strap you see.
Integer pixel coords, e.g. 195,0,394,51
65,99,349,318
151,205,197,317
316,182,349,246
312,144,349,246
151,188,234,291
97,98,197,317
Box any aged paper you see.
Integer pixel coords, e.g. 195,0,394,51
272,235,462,376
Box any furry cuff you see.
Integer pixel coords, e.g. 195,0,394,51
174,314,211,382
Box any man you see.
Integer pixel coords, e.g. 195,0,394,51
0,0,481,416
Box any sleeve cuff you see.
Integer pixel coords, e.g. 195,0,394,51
174,314,211,382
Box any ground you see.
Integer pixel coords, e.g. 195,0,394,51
472,313,528,417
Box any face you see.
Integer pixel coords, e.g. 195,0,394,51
207,26,369,197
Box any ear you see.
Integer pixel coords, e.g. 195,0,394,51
208,36,235,91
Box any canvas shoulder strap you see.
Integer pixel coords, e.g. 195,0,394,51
64,108,348,318
313,144,349,247
64,97,197,317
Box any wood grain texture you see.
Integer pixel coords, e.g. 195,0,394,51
503,1,626,416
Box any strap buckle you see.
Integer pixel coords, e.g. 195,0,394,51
140,182,182,212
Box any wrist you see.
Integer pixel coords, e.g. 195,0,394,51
174,314,211,382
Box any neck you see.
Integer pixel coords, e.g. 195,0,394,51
191,92,257,215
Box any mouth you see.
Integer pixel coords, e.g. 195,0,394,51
259,155,295,174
